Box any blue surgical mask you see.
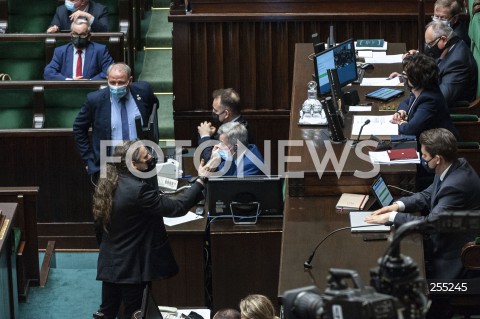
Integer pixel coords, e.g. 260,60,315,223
65,0,77,12
109,85,128,99
421,157,436,174
217,149,232,161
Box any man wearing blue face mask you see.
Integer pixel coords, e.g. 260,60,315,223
432,0,470,47
47,0,108,33
202,121,264,177
73,62,159,180
365,128,480,319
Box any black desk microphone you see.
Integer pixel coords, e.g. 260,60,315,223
303,221,394,270
351,119,370,148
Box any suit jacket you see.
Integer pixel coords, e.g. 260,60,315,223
395,158,480,280
73,82,159,174
49,0,109,32
438,40,478,106
96,173,204,283
198,115,250,162
217,144,264,176
43,42,113,80
453,21,471,49
397,87,458,139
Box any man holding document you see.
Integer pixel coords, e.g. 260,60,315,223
365,128,480,319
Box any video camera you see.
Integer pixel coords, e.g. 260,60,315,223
282,269,400,319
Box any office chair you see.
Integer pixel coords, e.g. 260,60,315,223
449,238,480,318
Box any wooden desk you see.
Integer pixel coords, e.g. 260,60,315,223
210,218,283,313
151,214,208,307
278,44,424,296
0,203,18,319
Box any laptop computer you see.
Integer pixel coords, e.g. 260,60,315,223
371,175,394,208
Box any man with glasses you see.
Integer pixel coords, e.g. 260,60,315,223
44,17,113,80
432,0,469,47
424,20,477,106
365,128,480,319
197,88,250,162
47,0,109,33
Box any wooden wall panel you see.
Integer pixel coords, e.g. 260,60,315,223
170,12,427,168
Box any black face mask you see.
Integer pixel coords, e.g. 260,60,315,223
71,36,89,49
424,42,446,60
145,156,157,172
212,112,220,124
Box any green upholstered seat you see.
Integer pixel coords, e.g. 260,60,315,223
0,88,34,129
450,114,479,121
44,87,99,128
7,0,57,33
0,41,45,80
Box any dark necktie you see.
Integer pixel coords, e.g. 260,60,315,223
76,50,82,78
119,97,130,140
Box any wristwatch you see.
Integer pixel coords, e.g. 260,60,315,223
189,176,208,184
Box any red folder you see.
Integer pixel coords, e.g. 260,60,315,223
387,148,417,161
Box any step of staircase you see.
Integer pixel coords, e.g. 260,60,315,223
138,49,172,92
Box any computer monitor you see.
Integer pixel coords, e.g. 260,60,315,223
313,38,357,96
207,176,284,220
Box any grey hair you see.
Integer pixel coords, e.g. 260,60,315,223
71,16,91,31
107,63,132,78
426,20,454,40
218,122,248,147
434,0,465,17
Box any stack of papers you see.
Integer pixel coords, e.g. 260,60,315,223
351,115,399,138
368,150,420,164
360,77,402,87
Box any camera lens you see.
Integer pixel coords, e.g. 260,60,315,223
293,291,324,319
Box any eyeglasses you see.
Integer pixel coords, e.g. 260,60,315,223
71,33,90,39
426,36,442,49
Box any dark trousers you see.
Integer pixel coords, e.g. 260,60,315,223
99,281,148,319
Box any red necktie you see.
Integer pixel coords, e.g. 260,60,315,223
76,50,83,78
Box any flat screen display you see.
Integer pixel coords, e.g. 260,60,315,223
314,39,357,96
372,175,394,208
207,176,284,217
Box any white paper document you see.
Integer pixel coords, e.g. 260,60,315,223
351,115,398,137
360,77,401,87
368,150,420,164
349,211,391,232
348,106,372,112
364,54,403,64
163,211,203,226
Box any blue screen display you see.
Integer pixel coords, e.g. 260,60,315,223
314,39,357,96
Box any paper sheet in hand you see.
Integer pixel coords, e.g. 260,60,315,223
351,115,398,138
349,211,391,232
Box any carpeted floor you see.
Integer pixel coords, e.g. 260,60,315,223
18,253,101,319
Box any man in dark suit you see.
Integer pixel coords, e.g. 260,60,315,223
93,141,207,319
365,128,480,318
73,62,159,179
44,17,113,80
432,0,470,47
424,21,477,106
197,88,250,162
47,0,109,33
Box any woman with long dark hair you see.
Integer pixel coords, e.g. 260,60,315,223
93,141,206,319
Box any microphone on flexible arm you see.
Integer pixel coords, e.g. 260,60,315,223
303,221,394,270
351,119,370,148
